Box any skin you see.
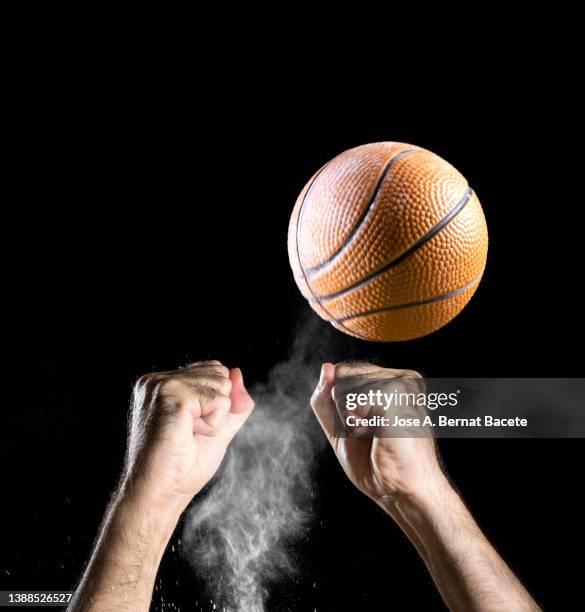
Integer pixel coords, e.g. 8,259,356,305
68,361,255,612
70,359,540,611
311,361,541,612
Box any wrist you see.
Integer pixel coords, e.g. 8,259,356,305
378,470,457,521
114,479,184,549
387,478,476,557
120,469,194,518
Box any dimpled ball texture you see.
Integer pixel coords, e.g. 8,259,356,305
287,142,489,341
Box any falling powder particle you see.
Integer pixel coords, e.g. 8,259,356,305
182,322,327,611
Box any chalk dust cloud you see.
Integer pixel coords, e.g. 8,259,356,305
181,319,331,611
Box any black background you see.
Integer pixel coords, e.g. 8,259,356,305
2,37,583,611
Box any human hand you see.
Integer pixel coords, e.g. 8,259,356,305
69,361,254,612
311,362,447,508
122,360,254,515
310,362,541,612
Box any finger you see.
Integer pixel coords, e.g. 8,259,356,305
197,388,232,415
335,361,377,377
335,362,417,381
228,368,253,414
185,359,223,368
220,368,255,441
184,360,230,378
310,363,336,444
134,361,231,399
193,394,231,435
178,370,232,398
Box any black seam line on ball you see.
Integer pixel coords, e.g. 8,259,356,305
320,187,474,302
305,148,420,277
337,274,482,322
294,160,369,339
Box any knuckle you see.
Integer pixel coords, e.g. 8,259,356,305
335,360,373,377
159,377,183,393
334,363,352,378
202,367,231,387
380,368,404,378
210,363,230,378
185,360,229,378
401,369,423,379
197,383,219,400
195,373,231,396
188,359,223,369
218,377,232,395
214,394,232,410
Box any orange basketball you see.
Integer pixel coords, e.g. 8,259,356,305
288,142,488,341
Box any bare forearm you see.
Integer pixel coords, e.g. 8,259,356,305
383,478,540,612
69,486,181,612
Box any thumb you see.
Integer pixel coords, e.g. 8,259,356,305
311,363,336,444
222,367,255,442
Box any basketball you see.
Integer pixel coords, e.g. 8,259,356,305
288,142,488,341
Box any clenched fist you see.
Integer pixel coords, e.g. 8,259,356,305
310,362,541,612
69,360,255,612
311,362,445,508
72,359,540,612
123,360,255,513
